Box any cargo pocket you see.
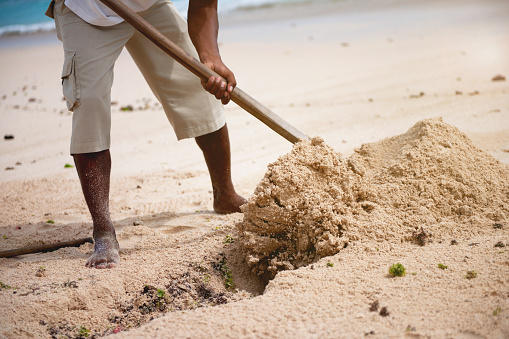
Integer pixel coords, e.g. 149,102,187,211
61,51,80,111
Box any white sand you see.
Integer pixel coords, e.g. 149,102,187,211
1,0,508,337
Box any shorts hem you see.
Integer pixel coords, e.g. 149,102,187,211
70,138,110,154
174,117,226,140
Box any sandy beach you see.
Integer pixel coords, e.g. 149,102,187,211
1,0,508,337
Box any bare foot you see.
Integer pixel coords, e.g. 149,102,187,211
213,191,247,214
85,235,120,269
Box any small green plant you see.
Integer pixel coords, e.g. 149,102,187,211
46,219,55,224
77,325,90,338
438,263,448,270
223,235,234,244
326,262,334,267
156,289,166,298
411,272,417,275
493,307,502,316
389,263,406,277
203,274,211,283
466,270,477,279
0,281,12,289
2,235,6,239
64,163,74,168
214,256,235,290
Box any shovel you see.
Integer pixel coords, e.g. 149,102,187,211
99,0,308,144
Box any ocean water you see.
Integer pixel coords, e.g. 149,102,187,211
0,0,313,37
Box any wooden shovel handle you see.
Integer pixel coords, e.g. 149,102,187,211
99,0,308,143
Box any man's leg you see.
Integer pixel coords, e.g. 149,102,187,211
195,124,247,214
73,150,119,268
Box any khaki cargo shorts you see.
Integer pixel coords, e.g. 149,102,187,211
51,0,225,154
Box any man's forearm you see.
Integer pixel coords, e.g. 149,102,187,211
188,0,221,64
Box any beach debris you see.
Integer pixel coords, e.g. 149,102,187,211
28,97,36,103
468,90,479,96
455,90,462,95
409,92,425,98
465,270,477,279
133,220,144,226
410,226,432,246
494,241,505,248
389,263,406,277
35,266,46,277
493,223,505,229
379,306,390,317
5,167,14,171
406,325,417,332
61,280,78,288
48,321,97,339
369,300,379,312
491,74,506,81
4,134,14,140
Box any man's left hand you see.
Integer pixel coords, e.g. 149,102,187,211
201,60,236,105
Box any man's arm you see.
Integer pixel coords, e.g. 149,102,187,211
188,0,235,104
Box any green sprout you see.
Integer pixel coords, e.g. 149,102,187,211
2,235,6,239
156,289,166,299
77,325,90,338
389,263,406,277
438,263,448,270
46,219,55,224
493,307,502,316
0,281,12,289
64,163,74,168
326,262,334,267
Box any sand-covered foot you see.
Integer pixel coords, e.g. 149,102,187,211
214,192,247,214
85,235,120,269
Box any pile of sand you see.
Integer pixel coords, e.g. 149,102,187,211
237,118,509,280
